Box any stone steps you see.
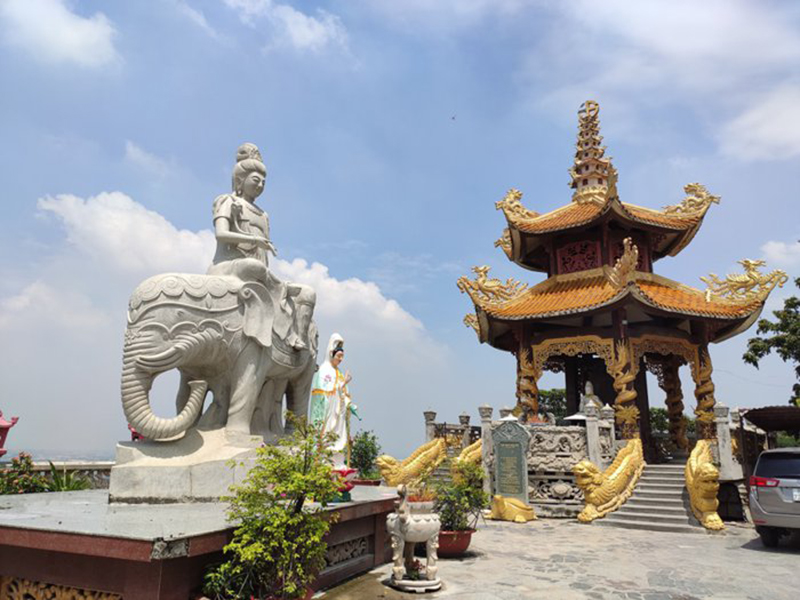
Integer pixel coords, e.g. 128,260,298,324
598,460,703,534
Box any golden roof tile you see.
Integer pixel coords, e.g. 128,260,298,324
477,270,763,321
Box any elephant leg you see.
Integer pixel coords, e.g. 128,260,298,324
226,344,269,434
251,379,286,442
286,360,315,424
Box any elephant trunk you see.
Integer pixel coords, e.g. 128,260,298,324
121,331,210,440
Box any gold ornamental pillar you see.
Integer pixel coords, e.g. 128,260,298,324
516,346,541,418
609,340,639,439
660,356,689,451
692,345,717,439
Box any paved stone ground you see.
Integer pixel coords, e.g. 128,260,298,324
319,520,800,600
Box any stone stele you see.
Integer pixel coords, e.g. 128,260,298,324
109,143,319,503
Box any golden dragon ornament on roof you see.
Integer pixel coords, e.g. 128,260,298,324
663,183,720,216
457,265,528,307
701,259,788,304
495,188,538,221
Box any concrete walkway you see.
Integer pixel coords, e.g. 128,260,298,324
319,519,800,600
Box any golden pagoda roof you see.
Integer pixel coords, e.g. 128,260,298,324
506,196,701,235
480,269,761,321
459,246,787,327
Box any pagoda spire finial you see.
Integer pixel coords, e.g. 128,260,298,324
570,100,617,204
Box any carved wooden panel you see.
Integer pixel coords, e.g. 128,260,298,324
0,577,121,600
556,240,601,274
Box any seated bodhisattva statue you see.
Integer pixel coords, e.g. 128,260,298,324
209,143,316,350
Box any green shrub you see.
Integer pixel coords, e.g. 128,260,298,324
46,462,91,492
203,415,342,600
0,452,49,495
433,461,488,531
350,430,381,479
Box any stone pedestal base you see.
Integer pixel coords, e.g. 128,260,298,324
389,577,442,593
109,428,263,503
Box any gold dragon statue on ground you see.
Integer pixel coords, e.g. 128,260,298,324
376,438,449,488
685,440,725,531
573,438,644,523
701,259,788,304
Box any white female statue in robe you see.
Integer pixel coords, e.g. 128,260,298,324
207,142,316,350
311,333,356,459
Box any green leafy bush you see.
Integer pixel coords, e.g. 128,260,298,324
47,462,91,492
433,461,488,531
0,452,49,495
350,430,381,479
203,415,342,600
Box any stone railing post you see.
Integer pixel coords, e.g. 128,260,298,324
600,403,616,448
585,403,602,466
498,406,513,419
423,410,437,442
714,403,739,480
459,413,471,449
478,405,493,496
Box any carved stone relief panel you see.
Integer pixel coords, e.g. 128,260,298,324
323,536,370,569
527,426,588,472
0,577,121,600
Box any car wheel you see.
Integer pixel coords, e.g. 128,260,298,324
758,527,780,548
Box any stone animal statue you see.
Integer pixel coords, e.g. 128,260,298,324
685,440,724,531
121,143,319,442
386,484,440,583
122,273,319,440
376,438,447,487
573,438,644,523
487,495,536,523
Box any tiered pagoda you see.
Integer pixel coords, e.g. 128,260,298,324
458,101,787,452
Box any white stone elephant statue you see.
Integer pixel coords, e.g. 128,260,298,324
121,272,318,441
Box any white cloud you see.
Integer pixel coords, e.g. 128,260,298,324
506,1,800,154
223,0,348,53
37,192,216,274
0,0,119,68
124,141,171,178
762,238,800,269
0,281,109,333
719,85,800,161
176,1,222,39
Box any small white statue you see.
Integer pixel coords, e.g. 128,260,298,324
580,381,601,413
310,333,356,464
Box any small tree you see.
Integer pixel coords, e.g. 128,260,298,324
433,461,488,531
649,408,670,435
538,388,567,420
350,430,381,480
743,277,800,407
203,416,342,600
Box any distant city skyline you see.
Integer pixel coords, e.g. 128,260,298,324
1,0,798,459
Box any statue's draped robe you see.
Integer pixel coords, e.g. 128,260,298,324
310,334,351,454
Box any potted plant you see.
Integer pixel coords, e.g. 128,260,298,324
349,430,382,485
202,415,342,600
433,461,488,558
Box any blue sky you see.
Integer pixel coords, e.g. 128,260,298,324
1,0,799,459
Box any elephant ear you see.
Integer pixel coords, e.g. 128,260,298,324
239,282,275,348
